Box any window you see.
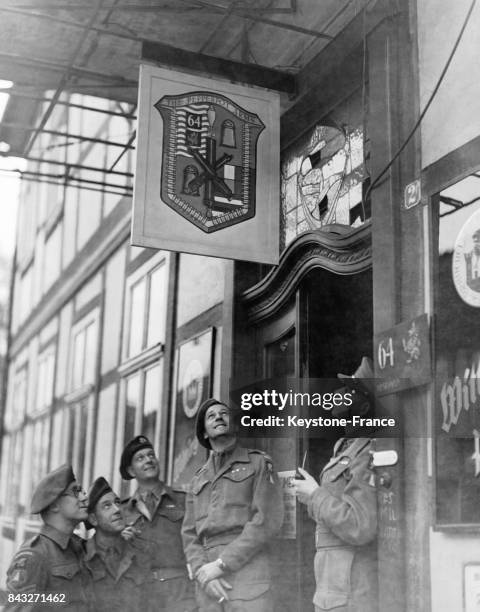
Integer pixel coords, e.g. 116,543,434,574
35,345,56,414
434,171,480,527
125,257,168,360
117,254,169,495
5,366,27,430
29,417,51,505
281,91,370,250
71,315,97,390
43,223,62,292
4,431,23,516
61,310,99,486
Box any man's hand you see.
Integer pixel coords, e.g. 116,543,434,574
204,578,232,603
292,467,319,505
196,560,224,588
121,525,140,541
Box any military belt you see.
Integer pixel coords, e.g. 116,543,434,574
315,525,346,549
152,567,187,581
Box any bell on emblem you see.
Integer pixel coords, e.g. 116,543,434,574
221,119,236,148
182,165,200,196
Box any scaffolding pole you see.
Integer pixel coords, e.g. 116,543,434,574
1,121,135,150
0,152,133,178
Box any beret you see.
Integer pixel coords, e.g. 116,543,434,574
31,464,75,514
85,476,113,530
119,435,153,480
195,398,230,449
87,477,112,514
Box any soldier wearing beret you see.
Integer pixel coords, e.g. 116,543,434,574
5,464,94,611
84,476,153,612
293,357,378,612
181,398,283,612
119,435,196,612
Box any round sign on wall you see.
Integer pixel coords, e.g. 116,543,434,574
182,358,204,418
452,210,480,307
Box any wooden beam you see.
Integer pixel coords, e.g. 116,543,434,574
141,41,296,95
281,0,395,149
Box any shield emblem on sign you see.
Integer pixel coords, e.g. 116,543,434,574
155,91,265,233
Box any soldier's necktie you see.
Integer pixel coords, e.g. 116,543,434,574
144,490,156,518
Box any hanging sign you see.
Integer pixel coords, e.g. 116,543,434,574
374,313,431,395
132,64,280,264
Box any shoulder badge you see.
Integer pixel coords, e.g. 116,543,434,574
7,550,44,592
248,450,276,484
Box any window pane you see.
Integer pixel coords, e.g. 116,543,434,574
128,279,146,357
94,385,116,481
84,322,97,385
7,432,23,516
51,409,64,468
62,186,78,267
37,361,46,413
147,265,167,347
77,189,102,250
72,330,85,389
44,224,62,291
73,401,88,486
143,363,162,442
125,373,141,443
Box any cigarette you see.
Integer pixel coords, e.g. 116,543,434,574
218,596,225,603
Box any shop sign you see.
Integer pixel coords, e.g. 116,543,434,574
374,313,431,396
132,64,280,264
438,357,480,436
452,208,480,307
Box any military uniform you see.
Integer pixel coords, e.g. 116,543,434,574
85,534,153,612
5,465,94,612
307,438,377,612
121,482,196,612
5,525,94,612
182,444,283,612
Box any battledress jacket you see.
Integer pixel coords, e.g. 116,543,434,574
84,534,153,612
307,437,377,612
5,524,94,612
121,482,196,612
182,444,283,605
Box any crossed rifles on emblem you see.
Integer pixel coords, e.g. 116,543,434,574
187,137,234,216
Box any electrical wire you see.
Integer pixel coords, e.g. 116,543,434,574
363,0,477,206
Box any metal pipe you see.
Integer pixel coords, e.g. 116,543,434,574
1,121,135,149
107,130,136,172
8,1,296,13
1,172,131,198
0,1,331,41
23,0,107,156
5,90,136,119
1,167,132,191
0,152,133,178
0,52,137,87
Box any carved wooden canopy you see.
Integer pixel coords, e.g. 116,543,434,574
241,222,372,323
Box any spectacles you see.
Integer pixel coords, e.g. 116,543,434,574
61,485,86,499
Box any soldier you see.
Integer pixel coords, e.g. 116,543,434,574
293,357,378,612
182,398,283,612
5,464,94,611
119,435,196,612
84,476,153,612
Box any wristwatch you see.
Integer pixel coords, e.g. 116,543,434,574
215,557,228,572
